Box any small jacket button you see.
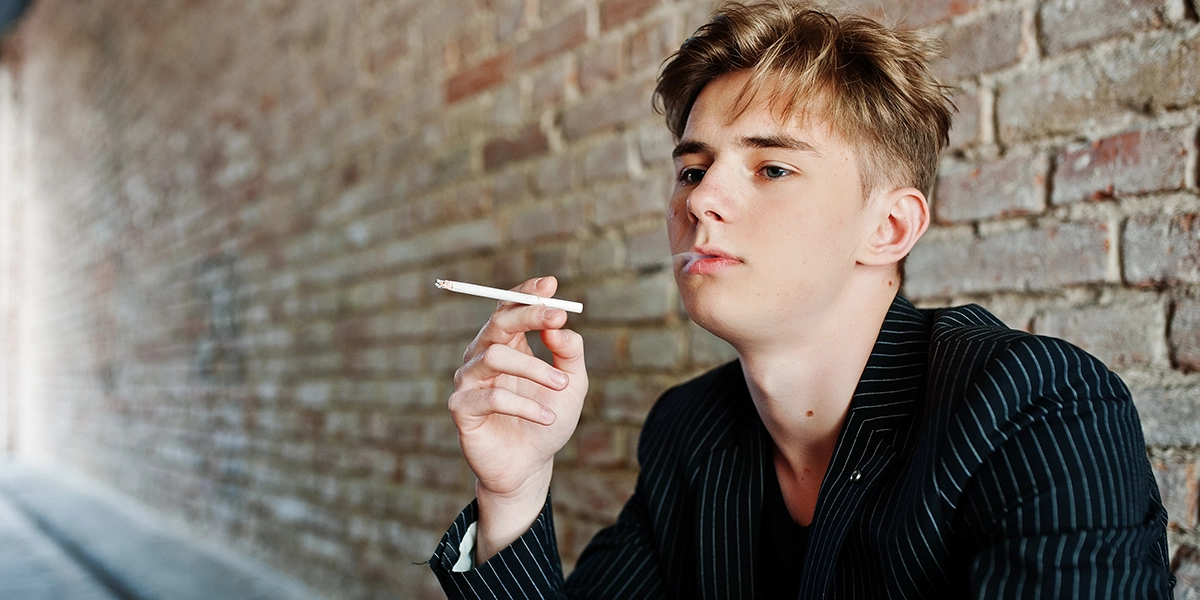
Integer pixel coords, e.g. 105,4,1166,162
849,469,862,482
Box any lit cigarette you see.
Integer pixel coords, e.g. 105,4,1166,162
434,279,583,314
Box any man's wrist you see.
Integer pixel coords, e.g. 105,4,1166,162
473,467,553,564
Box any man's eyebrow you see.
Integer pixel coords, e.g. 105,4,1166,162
671,140,713,159
670,135,822,159
740,134,821,156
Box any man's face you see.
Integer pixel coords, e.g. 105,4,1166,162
667,71,878,347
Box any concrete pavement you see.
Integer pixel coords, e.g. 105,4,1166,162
0,491,119,600
0,463,327,600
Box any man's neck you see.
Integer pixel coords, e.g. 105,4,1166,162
736,277,898,472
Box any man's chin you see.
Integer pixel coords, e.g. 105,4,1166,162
681,292,745,341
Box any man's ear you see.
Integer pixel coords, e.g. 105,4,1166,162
857,187,930,267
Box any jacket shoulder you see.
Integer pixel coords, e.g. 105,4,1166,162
923,303,1127,402
636,361,752,467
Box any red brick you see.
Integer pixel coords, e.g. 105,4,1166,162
578,237,623,278
1152,454,1200,529
483,123,550,171
947,87,982,150
532,242,577,279
589,178,671,227
492,82,524,128
582,136,631,184
578,39,624,94
572,421,627,467
580,327,625,372
1034,299,1164,368
627,16,678,71
562,78,657,141
551,469,636,523
1039,0,1169,55
689,322,738,367
426,181,492,225
533,153,578,197
934,7,1024,83
626,228,671,271
402,455,469,491
509,197,587,243
1172,298,1200,371
628,328,684,370
515,9,587,68
584,271,677,323
683,3,719,36
558,518,607,569
493,0,528,42
1051,128,1191,204
934,154,1048,223
637,124,675,167
1123,213,1200,285
905,223,1111,298
427,146,474,194
445,52,511,104
997,34,1200,143
539,0,586,23
531,58,570,110
848,0,983,27
601,0,663,31
491,251,530,286
1173,545,1200,593
490,168,531,208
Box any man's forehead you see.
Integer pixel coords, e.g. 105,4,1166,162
680,74,841,147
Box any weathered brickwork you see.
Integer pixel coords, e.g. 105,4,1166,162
0,1,1197,598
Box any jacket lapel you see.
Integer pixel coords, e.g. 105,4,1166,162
797,295,931,598
691,372,765,599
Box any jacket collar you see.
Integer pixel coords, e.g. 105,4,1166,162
703,294,931,452
691,294,932,598
797,294,931,596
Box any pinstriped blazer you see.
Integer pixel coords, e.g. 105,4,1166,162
430,295,1175,598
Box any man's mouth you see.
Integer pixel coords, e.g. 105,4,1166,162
672,249,740,274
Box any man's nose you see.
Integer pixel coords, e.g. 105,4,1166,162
684,169,732,224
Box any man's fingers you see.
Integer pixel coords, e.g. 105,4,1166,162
455,343,570,391
481,305,567,343
542,327,586,376
465,277,564,348
449,387,557,427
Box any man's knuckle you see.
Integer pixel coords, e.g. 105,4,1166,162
481,387,504,408
481,345,503,366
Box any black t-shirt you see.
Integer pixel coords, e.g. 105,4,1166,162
757,461,809,598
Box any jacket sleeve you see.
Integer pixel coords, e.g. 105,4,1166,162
428,372,725,599
953,335,1175,598
428,484,669,599
429,495,567,599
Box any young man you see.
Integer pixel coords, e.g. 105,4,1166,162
429,2,1174,597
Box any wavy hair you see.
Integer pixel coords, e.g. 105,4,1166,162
655,1,955,197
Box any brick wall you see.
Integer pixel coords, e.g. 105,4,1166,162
0,0,1195,598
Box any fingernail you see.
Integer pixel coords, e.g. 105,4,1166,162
533,277,543,288
549,370,568,387
541,407,557,424
543,308,561,321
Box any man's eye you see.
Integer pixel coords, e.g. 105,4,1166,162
678,168,705,185
761,166,790,179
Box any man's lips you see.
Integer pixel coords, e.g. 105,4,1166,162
672,249,741,274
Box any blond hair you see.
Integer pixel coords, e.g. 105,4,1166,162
654,1,954,198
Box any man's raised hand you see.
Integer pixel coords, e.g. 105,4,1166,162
446,276,588,563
